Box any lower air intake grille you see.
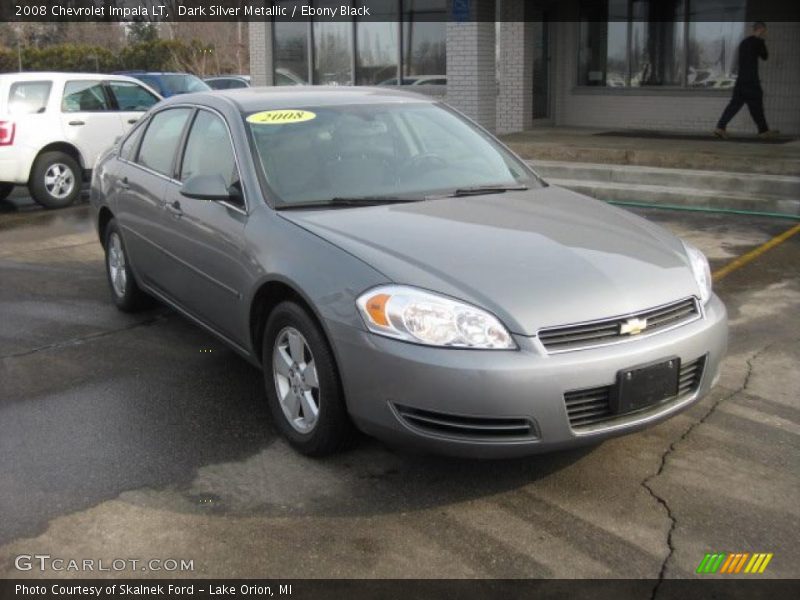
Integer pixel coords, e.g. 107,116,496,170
564,356,706,430
394,404,536,441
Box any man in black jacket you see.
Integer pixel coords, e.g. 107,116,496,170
714,22,778,138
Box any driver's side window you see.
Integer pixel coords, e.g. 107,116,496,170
180,110,242,205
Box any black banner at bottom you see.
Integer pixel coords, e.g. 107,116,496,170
2,579,799,600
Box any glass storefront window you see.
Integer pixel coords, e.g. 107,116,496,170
578,0,629,87
578,0,747,89
402,0,447,82
313,0,353,85
687,20,747,88
273,6,309,85
356,1,399,85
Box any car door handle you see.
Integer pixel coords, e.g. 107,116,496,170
127,118,139,124
118,177,130,190
166,200,183,217
68,120,85,126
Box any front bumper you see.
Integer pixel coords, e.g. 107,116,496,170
330,294,727,458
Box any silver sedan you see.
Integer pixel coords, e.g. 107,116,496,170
90,87,727,457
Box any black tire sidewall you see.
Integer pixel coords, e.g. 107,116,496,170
262,301,354,455
30,151,81,209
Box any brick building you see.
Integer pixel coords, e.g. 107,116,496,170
249,1,800,135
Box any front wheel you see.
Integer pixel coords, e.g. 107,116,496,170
262,301,357,456
104,219,150,312
29,151,82,209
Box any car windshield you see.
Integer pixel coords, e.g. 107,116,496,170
247,102,540,206
161,74,211,95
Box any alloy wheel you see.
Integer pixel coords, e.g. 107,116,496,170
272,326,321,434
44,163,75,200
107,232,127,298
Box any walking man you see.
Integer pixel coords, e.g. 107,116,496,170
714,22,778,139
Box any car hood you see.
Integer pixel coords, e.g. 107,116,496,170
279,186,701,336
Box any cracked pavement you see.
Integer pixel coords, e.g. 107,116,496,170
0,200,798,582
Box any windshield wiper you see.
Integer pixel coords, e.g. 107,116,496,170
277,196,423,210
445,184,529,197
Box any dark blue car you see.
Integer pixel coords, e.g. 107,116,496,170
114,72,211,97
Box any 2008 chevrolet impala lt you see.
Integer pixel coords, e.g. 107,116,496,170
90,88,728,457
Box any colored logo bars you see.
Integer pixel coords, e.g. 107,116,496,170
696,552,773,574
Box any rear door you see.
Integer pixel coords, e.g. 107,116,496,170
115,107,193,292
106,79,161,133
59,79,124,168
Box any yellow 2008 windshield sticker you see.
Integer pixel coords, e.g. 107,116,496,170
247,110,316,125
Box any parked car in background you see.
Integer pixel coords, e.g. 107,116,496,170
90,87,726,458
115,72,210,97
205,75,251,90
0,72,161,208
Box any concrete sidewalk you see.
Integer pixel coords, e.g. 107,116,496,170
501,127,800,176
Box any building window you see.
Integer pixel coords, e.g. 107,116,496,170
356,0,400,85
578,0,747,88
402,0,447,82
273,1,447,86
313,0,354,85
273,4,309,85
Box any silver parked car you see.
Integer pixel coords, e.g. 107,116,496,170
90,88,727,457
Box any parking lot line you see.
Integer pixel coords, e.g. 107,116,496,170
712,222,800,281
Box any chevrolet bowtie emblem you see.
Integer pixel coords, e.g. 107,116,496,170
620,317,648,335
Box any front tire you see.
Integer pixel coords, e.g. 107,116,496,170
104,219,149,312
262,301,357,456
30,151,81,209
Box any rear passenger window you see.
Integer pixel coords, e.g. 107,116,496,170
62,81,110,112
8,81,52,115
108,81,159,111
136,108,191,177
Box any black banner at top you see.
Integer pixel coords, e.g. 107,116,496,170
3,0,800,23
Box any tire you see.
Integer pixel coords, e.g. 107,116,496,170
262,301,357,456
104,218,150,312
0,183,13,202
29,151,82,209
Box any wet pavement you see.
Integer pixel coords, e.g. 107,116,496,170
0,195,798,582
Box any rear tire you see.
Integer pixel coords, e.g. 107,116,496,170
29,151,81,209
262,301,357,456
104,218,150,312
0,183,13,202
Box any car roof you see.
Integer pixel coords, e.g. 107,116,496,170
117,72,197,76
160,86,436,113
0,72,148,82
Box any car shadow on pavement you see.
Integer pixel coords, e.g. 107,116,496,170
1,308,596,544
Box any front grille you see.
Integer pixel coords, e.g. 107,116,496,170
394,404,536,441
538,298,700,352
564,356,706,430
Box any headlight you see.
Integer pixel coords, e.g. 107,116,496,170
356,285,516,349
682,241,712,304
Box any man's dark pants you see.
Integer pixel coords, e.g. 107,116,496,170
716,84,769,133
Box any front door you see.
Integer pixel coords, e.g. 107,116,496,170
157,109,249,345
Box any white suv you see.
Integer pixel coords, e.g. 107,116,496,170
0,72,161,208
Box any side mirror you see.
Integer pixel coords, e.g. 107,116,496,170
180,174,231,201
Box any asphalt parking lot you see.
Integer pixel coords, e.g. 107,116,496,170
0,189,798,583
